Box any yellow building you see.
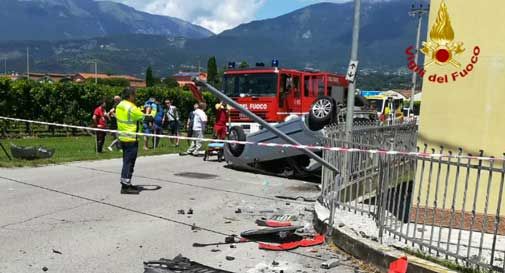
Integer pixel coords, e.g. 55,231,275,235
414,0,505,233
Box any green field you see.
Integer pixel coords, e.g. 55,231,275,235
0,135,195,168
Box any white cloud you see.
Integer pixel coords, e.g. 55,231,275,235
106,0,266,34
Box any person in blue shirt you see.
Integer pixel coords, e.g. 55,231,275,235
143,97,156,150
152,98,164,148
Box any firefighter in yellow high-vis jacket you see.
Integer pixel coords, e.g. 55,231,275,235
116,87,146,194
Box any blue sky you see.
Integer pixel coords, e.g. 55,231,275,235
256,0,349,20
107,0,350,34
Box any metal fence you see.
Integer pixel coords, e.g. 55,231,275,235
320,122,505,272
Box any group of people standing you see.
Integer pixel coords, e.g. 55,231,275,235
91,96,182,153
91,87,231,194
141,97,181,150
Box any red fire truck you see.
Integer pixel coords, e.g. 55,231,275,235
222,66,349,133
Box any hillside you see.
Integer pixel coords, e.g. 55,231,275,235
0,0,428,76
0,0,213,41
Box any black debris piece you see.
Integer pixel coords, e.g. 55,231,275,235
144,254,234,273
275,195,316,202
211,249,221,252
187,209,194,215
259,210,275,213
42,266,48,272
229,244,236,249
235,208,242,214
52,249,62,255
224,236,235,244
191,223,200,231
178,209,185,215
225,256,235,261
272,260,279,266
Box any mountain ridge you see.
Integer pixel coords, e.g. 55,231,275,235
0,0,428,76
0,0,213,41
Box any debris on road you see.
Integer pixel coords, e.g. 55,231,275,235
224,236,235,244
225,256,235,261
321,258,340,269
52,249,62,255
240,226,303,240
177,209,185,215
388,257,408,273
255,219,292,228
275,195,317,202
192,237,249,248
190,223,201,231
144,255,233,273
270,214,297,222
42,266,48,272
258,234,325,251
235,208,242,214
187,208,194,215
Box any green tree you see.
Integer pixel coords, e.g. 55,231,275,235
146,66,155,87
162,77,179,88
239,61,249,68
207,56,218,84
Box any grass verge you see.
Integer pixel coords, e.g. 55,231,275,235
0,135,200,168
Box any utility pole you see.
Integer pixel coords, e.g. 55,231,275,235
26,47,30,80
345,0,362,140
94,60,98,84
408,3,429,112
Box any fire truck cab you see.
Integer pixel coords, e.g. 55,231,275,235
223,66,349,133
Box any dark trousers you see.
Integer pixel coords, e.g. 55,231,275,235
153,125,163,148
120,141,138,184
96,131,106,153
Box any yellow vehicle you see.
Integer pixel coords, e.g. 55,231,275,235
361,91,406,119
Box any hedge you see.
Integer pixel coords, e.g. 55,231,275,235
0,78,219,135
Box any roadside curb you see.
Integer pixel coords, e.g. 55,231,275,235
314,201,458,273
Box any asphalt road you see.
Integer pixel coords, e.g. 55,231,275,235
0,154,362,273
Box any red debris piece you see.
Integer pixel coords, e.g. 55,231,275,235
255,219,293,228
388,256,408,273
258,234,325,251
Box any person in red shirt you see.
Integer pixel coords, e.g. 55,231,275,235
92,100,108,153
214,101,230,140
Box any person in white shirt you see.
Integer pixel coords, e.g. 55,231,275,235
162,99,180,147
184,102,207,155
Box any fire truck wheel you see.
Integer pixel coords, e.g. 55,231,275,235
308,96,336,131
227,126,246,157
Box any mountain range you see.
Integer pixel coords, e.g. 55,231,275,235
0,0,213,40
0,0,429,77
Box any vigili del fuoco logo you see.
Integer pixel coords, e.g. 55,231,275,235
406,0,480,84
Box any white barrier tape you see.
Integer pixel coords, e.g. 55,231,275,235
0,116,502,162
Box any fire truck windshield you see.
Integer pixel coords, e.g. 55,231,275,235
223,73,278,97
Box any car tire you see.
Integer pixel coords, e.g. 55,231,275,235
227,126,246,157
308,96,337,131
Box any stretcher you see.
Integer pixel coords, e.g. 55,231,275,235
203,142,225,162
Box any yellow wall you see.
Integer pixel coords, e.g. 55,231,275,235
419,0,505,156
416,0,505,214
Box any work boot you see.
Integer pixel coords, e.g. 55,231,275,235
121,184,140,195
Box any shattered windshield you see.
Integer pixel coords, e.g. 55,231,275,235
223,73,278,97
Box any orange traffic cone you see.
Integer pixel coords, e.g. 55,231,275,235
388,256,408,273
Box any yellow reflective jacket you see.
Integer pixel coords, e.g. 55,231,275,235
116,100,144,142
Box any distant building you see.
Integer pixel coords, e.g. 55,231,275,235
25,72,74,83
73,73,146,88
173,71,207,87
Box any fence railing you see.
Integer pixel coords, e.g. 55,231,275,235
320,122,505,272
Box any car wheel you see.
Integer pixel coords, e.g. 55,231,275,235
227,126,246,157
308,96,336,131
